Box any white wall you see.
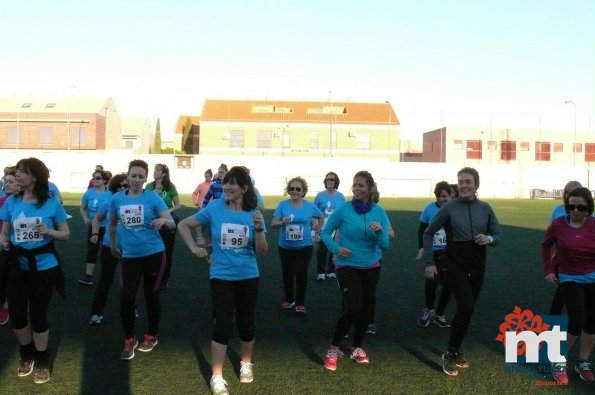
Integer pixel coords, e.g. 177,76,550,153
1,150,592,199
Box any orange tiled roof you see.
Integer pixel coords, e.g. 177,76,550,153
200,99,399,125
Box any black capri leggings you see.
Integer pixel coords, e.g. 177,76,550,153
559,281,595,336
86,226,106,263
211,277,259,345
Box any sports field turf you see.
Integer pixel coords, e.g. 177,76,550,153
0,195,591,394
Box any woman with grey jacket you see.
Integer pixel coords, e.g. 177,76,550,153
423,167,501,377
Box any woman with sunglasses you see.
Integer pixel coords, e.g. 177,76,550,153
0,157,70,384
271,177,323,314
78,170,111,286
423,167,501,377
542,186,595,384
146,163,181,291
109,160,175,360
87,173,128,325
313,172,345,281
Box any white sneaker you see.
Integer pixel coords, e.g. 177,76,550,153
210,375,229,395
239,361,253,383
326,273,336,279
317,274,326,281
89,314,102,325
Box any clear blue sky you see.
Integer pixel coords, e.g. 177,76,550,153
1,0,592,140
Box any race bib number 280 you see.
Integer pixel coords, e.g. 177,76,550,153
13,216,44,242
120,204,145,229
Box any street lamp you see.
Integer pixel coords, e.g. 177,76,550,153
565,100,577,165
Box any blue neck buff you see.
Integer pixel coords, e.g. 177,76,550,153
352,198,372,214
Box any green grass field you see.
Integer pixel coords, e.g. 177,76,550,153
0,195,592,394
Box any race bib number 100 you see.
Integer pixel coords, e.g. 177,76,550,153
14,216,44,243
220,223,249,248
120,204,145,229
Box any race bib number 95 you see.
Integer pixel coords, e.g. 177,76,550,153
220,223,249,248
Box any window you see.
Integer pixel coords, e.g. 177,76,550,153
122,138,135,149
45,103,56,108
574,143,582,153
553,143,563,153
6,127,19,145
585,143,595,162
282,129,290,149
256,130,272,148
71,127,86,147
175,156,193,169
453,140,463,150
466,140,482,160
355,133,370,150
501,140,516,161
310,131,318,149
535,142,551,161
487,141,497,150
21,103,32,108
38,127,52,145
229,130,244,148
520,142,530,151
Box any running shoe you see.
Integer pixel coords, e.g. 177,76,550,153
239,361,254,383
89,314,102,325
281,301,295,309
417,308,435,327
134,309,140,319
121,337,138,360
324,345,343,371
78,275,93,286
138,334,158,352
433,315,450,328
574,360,594,382
552,362,568,384
295,305,307,314
455,353,469,368
326,273,336,279
0,307,9,325
366,323,377,334
34,366,50,384
350,347,369,364
317,274,326,281
17,359,35,377
442,351,459,376
210,375,229,395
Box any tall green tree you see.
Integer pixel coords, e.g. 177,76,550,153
153,118,162,153
182,117,192,150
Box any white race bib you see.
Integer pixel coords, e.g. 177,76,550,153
433,228,447,247
220,223,249,248
285,225,304,241
13,216,44,243
120,204,145,229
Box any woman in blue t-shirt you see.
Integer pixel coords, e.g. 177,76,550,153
109,160,175,361
0,157,70,384
272,177,323,314
178,166,267,394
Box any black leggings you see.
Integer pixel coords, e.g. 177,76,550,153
120,252,165,338
425,252,451,315
442,266,484,353
0,250,8,305
211,277,259,345
85,226,106,263
316,242,334,274
331,266,380,348
158,213,178,282
91,245,120,315
278,246,313,306
559,281,595,336
8,265,59,333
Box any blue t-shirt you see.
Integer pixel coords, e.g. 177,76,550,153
314,190,345,225
109,190,167,258
194,198,265,281
49,182,60,200
254,187,264,208
550,204,566,223
81,187,111,226
321,200,389,268
0,195,68,270
96,197,122,249
419,201,447,252
273,199,322,249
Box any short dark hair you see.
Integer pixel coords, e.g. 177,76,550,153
566,187,594,215
128,159,149,176
457,167,480,188
324,172,340,190
434,181,453,198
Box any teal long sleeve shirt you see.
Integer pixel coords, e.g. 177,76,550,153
320,200,389,267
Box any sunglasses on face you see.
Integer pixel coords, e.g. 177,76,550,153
566,204,588,212
289,187,302,192
325,178,336,182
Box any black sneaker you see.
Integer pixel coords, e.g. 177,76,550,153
34,366,50,384
17,359,35,377
455,353,469,368
78,275,93,286
442,352,459,376
366,323,377,334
